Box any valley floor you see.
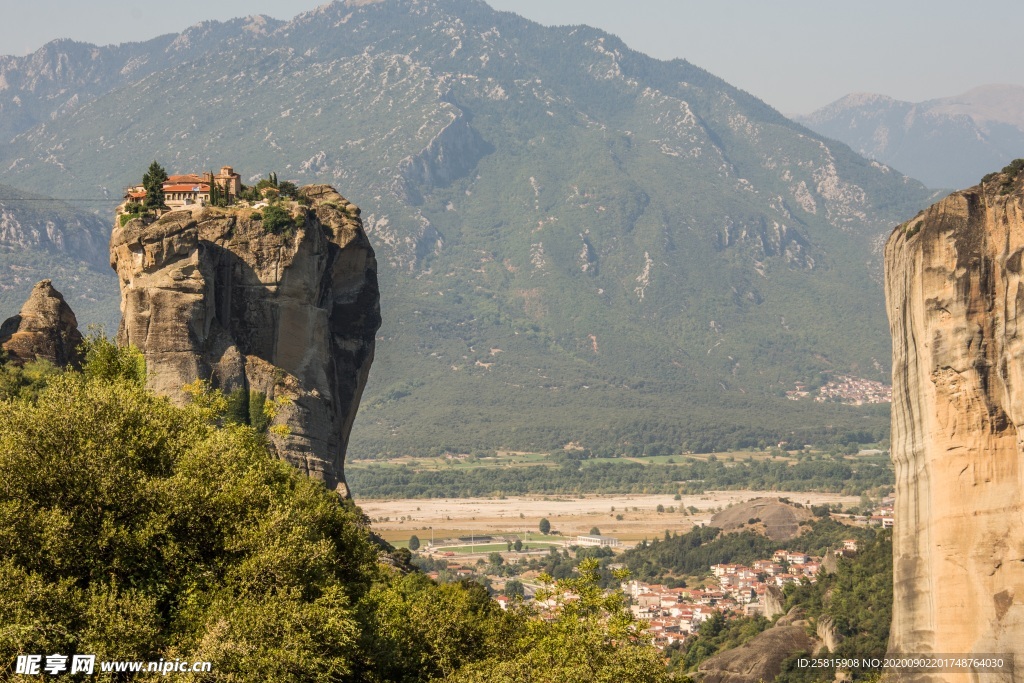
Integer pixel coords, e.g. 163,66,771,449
359,490,861,545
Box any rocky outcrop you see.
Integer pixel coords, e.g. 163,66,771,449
694,609,816,683
885,165,1024,681
0,279,83,368
709,497,811,541
761,584,785,620
110,186,379,496
816,615,842,654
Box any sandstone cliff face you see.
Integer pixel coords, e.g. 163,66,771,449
885,170,1024,681
0,279,83,368
110,186,380,496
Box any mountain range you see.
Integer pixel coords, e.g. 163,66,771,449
0,0,939,458
797,85,1024,189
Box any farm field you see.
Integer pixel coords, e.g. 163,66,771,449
346,449,825,472
359,490,862,546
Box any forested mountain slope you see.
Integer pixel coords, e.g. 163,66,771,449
0,0,938,456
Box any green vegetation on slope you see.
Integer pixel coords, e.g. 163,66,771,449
0,0,936,456
618,519,880,582
644,526,892,679
0,348,671,682
775,531,893,682
346,455,893,499
666,613,771,675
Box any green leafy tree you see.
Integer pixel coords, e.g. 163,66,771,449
354,573,505,682
504,579,525,600
589,527,601,536
457,558,671,682
0,356,60,401
142,160,168,209
260,203,295,234
408,535,421,551
80,332,145,385
0,356,675,683
0,367,377,681
208,173,227,207
538,518,551,535
513,539,523,552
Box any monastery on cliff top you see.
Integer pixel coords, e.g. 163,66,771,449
124,166,242,210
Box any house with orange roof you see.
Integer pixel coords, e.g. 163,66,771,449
122,165,243,211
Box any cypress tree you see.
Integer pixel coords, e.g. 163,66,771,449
142,161,168,209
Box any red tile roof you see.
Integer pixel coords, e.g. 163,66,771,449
163,183,210,193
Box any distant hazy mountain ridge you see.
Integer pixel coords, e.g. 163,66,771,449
0,0,938,455
0,185,107,263
0,183,117,331
798,85,1024,189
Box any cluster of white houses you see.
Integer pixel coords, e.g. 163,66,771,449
123,166,243,211
619,543,857,649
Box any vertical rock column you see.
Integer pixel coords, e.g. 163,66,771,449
110,186,379,496
884,177,1024,682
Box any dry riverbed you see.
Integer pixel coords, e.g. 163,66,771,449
357,490,861,544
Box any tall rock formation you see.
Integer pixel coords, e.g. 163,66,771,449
0,279,83,368
885,165,1024,680
110,186,380,496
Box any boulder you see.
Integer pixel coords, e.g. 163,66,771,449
695,614,815,683
0,279,83,368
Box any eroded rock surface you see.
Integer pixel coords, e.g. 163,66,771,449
885,168,1024,681
110,186,379,496
694,609,816,683
0,279,83,368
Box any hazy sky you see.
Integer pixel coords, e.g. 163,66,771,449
2,0,1023,114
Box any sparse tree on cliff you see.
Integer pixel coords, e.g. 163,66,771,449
142,161,168,210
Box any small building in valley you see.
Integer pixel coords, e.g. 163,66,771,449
574,534,621,548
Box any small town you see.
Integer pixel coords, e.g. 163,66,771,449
786,375,892,404
417,535,855,650
404,496,897,652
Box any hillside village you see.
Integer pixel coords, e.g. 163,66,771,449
421,539,852,650
408,499,895,651
786,375,892,404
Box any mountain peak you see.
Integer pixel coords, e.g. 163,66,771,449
0,0,934,454
798,84,1024,188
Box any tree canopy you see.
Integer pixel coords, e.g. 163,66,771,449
0,350,671,682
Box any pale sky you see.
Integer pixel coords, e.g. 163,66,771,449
2,0,1022,114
